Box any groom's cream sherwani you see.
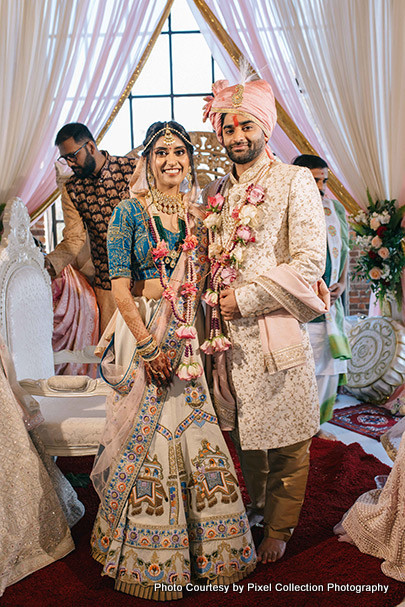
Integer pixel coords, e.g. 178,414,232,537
214,153,326,450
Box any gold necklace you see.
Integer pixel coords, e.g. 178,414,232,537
151,187,183,215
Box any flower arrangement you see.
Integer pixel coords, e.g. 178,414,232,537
349,193,405,305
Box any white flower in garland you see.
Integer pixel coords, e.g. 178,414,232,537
204,212,222,230
231,244,245,266
208,242,223,259
239,204,258,226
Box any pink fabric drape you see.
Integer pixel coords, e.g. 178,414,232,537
190,0,405,208
1,0,169,214
188,1,331,165
257,267,329,369
52,266,99,378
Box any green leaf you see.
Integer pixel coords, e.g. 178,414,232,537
390,203,405,229
349,222,368,236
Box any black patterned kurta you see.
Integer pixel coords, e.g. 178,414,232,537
64,153,137,290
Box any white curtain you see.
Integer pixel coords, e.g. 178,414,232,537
0,0,169,214
190,0,405,208
188,1,302,165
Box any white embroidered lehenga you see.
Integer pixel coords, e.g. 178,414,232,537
334,417,405,581
90,197,256,600
0,334,84,596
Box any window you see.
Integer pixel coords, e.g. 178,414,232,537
46,0,224,249
102,0,224,153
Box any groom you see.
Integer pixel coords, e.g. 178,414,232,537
203,77,327,562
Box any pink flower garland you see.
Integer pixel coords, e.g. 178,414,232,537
201,183,266,355
148,205,203,381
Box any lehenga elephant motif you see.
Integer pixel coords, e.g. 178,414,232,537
189,440,239,511
129,454,168,516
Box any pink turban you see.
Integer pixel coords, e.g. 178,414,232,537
203,79,277,145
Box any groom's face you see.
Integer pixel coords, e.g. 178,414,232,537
222,114,267,167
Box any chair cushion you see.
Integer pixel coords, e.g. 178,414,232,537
35,394,106,457
19,376,111,397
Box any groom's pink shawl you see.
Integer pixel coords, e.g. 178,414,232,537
256,264,330,373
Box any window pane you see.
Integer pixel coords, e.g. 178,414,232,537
56,220,64,244
172,34,212,94
170,0,199,32
54,196,63,221
132,98,172,147
132,35,170,96
173,96,210,133
100,99,132,155
213,60,225,82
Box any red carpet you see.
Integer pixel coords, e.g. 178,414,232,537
2,438,404,607
330,403,399,440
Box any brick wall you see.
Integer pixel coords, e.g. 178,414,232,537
347,246,372,316
30,215,46,246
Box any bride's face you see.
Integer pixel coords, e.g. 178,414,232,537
150,134,190,193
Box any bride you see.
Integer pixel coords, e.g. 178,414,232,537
90,120,256,600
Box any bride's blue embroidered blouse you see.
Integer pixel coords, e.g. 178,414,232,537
107,198,184,282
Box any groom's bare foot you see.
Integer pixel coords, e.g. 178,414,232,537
316,428,337,441
257,537,286,563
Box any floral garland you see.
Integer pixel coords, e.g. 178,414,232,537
201,183,266,354
349,193,405,305
148,200,202,381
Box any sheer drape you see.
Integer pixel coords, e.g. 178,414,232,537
188,1,306,165
190,0,405,208
0,0,169,214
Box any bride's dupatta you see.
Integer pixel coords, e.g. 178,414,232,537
91,216,209,536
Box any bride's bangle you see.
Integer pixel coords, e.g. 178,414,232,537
137,335,160,361
142,348,161,362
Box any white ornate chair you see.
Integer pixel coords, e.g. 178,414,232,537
0,197,108,456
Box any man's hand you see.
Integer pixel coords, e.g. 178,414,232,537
329,282,345,305
44,257,56,279
220,288,241,321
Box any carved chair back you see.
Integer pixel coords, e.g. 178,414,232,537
0,197,106,456
0,197,54,380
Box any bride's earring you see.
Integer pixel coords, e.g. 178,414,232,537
186,168,193,188
147,165,155,187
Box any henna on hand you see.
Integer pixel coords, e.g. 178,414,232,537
145,351,172,386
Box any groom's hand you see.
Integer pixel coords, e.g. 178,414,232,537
220,288,241,321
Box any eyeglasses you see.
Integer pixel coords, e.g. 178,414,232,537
57,141,89,164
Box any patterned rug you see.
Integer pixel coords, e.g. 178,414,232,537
330,403,400,440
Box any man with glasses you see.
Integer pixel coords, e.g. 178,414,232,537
45,123,137,333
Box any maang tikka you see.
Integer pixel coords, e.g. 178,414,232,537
163,125,176,146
